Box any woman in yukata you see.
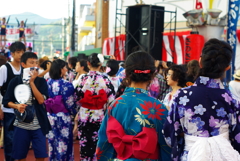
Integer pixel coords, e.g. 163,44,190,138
106,59,120,94
72,59,89,88
163,38,240,161
45,59,77,161
163,64,186,110
96,51,171,161
75,53,115,161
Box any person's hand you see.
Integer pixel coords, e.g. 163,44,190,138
16,104,27,113
46,62,51,72
0,108,4,120
110,55,116,60
161,61,168,69
73,126,78,140
155,60,160,68
29,68,39,83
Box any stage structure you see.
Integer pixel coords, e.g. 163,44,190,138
113,1,177,61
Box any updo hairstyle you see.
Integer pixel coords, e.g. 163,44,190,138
88,53,102,68
199,38,232,79
125,51,156,83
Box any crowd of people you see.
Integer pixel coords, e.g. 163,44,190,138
0,39,240,161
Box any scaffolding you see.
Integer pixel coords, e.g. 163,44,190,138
114,0,177,60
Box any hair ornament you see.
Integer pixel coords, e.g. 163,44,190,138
134,70,150,74
97,54,104,64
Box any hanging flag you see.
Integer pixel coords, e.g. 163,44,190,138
226,0,240,82
195,0,203,9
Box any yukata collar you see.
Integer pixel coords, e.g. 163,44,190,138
194,76,225,89
89,70,101,75
124,87,149,95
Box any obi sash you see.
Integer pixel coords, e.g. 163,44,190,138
185,132,240,161
80,89,107,110
44,95,68,114
107,116,159,160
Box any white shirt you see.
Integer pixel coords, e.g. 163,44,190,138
108,76,120,94
229,80,240,101
0,62,22,113
72,74,85,88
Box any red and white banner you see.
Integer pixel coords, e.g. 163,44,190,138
102,30,240,70
102,32,189,64
102,34,126,60
6,28,32,35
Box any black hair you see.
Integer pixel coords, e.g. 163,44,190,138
68,56,78,69
167,64,186,87
49,59,67,79
0,55,7,67
21,52,38,64
106,59,119,76
40,60,52,70
9,41,26,53
199,38,232,78
125,51,156,83
27,46,32,51
186,60,200,81
78,59,89,72
88,53,101,67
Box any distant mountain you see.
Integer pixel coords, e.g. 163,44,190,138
3,12,61,25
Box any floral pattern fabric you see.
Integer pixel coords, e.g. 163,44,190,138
163,76,240,161
97,87,171,161
75,71,115,161
67,69,77,83
47,78,77,161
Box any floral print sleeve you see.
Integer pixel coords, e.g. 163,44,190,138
163,76,240,161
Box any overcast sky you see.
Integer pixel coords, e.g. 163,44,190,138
0,0,95,19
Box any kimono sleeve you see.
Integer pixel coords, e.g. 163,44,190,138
230,98,240,153
162,97,184,161
96,103,117,160
105,77,115,105
62,82,76,116
155,102,172,161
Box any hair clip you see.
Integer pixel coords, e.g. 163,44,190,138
134,70,150,74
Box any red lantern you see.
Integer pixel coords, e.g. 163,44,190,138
185,32,204,63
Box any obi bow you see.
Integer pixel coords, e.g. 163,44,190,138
107,116,159,160
44,95,68,114
80,89,108,110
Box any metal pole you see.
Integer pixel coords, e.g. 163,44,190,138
70,0,76,57
114,0,118,57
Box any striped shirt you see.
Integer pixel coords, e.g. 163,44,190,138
13,83,41,130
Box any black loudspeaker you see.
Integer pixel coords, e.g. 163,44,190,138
125,5,164,60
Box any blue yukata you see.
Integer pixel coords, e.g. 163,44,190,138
97,87,171,161
46,78,77,161
163,76,240,161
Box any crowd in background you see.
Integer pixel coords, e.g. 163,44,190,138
0,39,240,161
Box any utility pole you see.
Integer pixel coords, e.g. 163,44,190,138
70,0,76,57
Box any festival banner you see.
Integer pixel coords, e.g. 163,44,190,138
227,0,240,81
